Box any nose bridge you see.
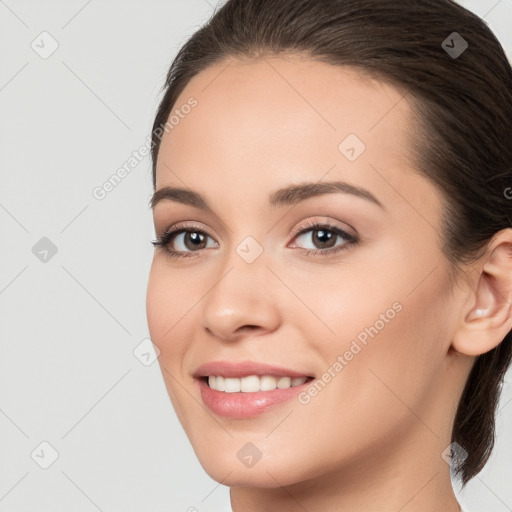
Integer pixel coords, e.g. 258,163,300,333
200,235,281,340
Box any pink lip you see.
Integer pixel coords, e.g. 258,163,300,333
193,360,313,379
193,360,314,419
196,378,312,419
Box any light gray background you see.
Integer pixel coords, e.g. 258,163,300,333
0,1,511,511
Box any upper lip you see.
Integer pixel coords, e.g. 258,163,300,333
193,360,313,379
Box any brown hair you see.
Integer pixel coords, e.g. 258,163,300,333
150,0,512,485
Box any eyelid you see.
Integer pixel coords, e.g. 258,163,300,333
161,221,219,241
289,217,356,239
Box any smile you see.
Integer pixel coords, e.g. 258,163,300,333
206,375,313,392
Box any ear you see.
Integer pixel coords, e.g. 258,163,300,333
452,228,512,356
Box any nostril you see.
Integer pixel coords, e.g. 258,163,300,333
236,325,259,334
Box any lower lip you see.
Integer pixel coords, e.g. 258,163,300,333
197,378,311,419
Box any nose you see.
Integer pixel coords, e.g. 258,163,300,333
201,253,281,343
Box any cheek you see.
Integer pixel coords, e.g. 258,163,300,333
146,258,200,342
146,262,168,342
146,259,193,375
146,259,200,429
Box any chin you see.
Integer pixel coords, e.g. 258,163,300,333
191,442,318,489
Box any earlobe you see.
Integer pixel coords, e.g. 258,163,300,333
452,230,512,357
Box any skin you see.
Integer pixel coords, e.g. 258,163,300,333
146,54,512,512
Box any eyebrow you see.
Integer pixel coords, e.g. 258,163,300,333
150,180,385,212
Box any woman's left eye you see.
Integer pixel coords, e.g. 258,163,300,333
151,222,358,259
290,223,358,256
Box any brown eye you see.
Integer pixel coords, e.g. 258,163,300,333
310,228,337,249
175,231,208,251
292,223,356,253
152,226,218,258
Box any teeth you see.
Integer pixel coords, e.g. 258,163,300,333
277,376,291,389
224,377,241,393
261,375,277,391
241,375,260,392
207,375,308,392
216,376,225,392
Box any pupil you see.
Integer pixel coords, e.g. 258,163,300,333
314,229,335,248
186,232,205,249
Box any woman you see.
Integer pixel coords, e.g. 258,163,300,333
146,0,512,510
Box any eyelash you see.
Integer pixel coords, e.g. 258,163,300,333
151,220,359,260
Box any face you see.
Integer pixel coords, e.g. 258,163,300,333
146,54,461,488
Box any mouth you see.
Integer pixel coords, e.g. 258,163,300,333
193,361,315,418
199,375,315,392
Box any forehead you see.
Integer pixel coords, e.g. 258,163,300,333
155,54,437,221
160,55,411,148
